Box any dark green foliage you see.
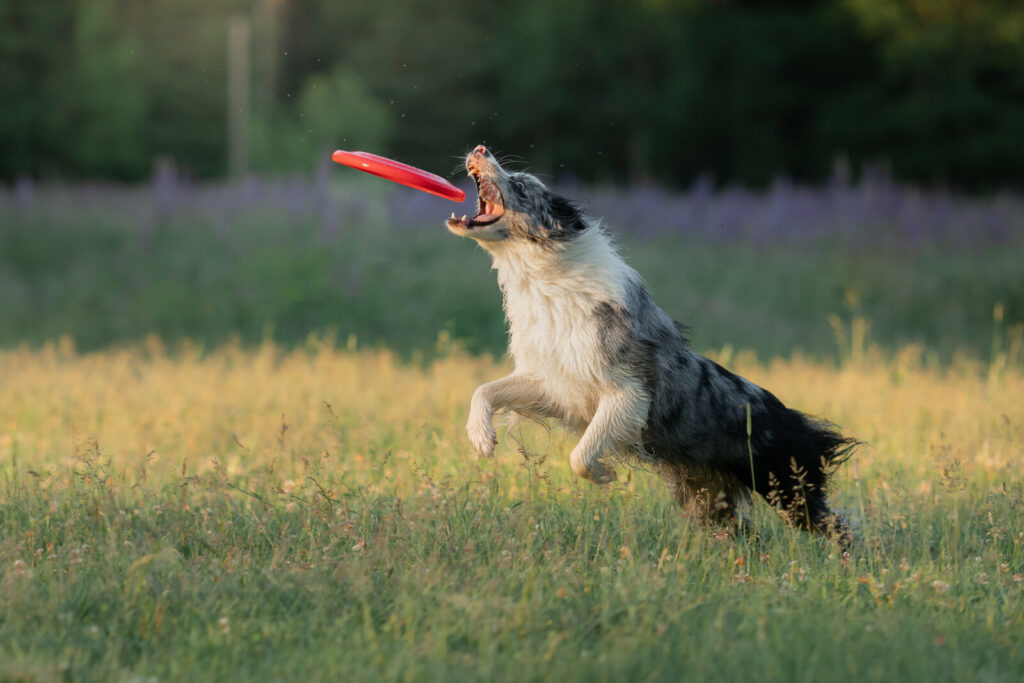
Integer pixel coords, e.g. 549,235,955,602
2,1,1024,187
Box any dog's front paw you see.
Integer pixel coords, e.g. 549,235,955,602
466,417,497,458
570,450,617,485
588,461,618,485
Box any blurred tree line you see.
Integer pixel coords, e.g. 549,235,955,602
2,0,1023,189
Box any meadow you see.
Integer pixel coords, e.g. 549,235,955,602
1,341,1022,681
1,173,1023,680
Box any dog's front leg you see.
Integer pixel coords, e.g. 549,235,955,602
466,374,546,457
570,389,647,485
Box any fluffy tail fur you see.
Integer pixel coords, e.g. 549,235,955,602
659,389,857,541
736,397,857,537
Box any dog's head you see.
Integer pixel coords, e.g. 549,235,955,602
446,145,587,248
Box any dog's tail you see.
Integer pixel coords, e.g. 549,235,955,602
738,395,858,541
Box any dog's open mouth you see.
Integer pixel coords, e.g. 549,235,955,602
448,165,505,229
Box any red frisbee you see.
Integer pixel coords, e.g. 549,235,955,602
331,150,466,202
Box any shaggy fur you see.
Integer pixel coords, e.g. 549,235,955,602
447,145,856,537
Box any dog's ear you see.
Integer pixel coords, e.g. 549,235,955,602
545,194,587,235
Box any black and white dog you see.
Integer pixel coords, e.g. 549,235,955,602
447,145,856,537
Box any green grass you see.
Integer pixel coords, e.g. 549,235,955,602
3,463,1022,681
1,345,1022,681
1,183,1021,362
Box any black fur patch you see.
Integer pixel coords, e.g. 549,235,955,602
722,390,856,529
545,194,587,235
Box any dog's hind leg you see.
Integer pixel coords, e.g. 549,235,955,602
466,374,547,458
661,462,748,527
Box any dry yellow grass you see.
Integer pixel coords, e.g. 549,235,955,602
2,336,1020,500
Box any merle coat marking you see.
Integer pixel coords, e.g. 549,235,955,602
447,145,856,536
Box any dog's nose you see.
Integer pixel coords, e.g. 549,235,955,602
472,144,488,156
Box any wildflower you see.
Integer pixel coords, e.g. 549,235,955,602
931,580,950,593
840,551,850,567
977,573,989,586
218,616,230,634
899,558,911,572
555,587,568,599
282,479,295,494
618,546,632,560
1012,573,1023,583
13,559,27,576
759,553,771,564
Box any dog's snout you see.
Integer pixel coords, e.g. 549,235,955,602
467,144,494,176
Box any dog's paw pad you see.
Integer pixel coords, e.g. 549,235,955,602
589,462,618,485
570,452,617,484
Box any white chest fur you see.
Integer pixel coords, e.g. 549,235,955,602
490,230,635,424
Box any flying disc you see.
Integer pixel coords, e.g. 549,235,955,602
331,150,466,202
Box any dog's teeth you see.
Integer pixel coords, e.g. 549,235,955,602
461,214,467,221
451,212,456,220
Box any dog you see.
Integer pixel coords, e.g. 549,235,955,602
447,144,856,537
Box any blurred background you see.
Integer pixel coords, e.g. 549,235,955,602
1,0,1022,362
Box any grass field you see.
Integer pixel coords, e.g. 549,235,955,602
2,175,1023,679
2,339,1022,681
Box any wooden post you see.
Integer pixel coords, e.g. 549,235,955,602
264,0,281,106
228,16,251,179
